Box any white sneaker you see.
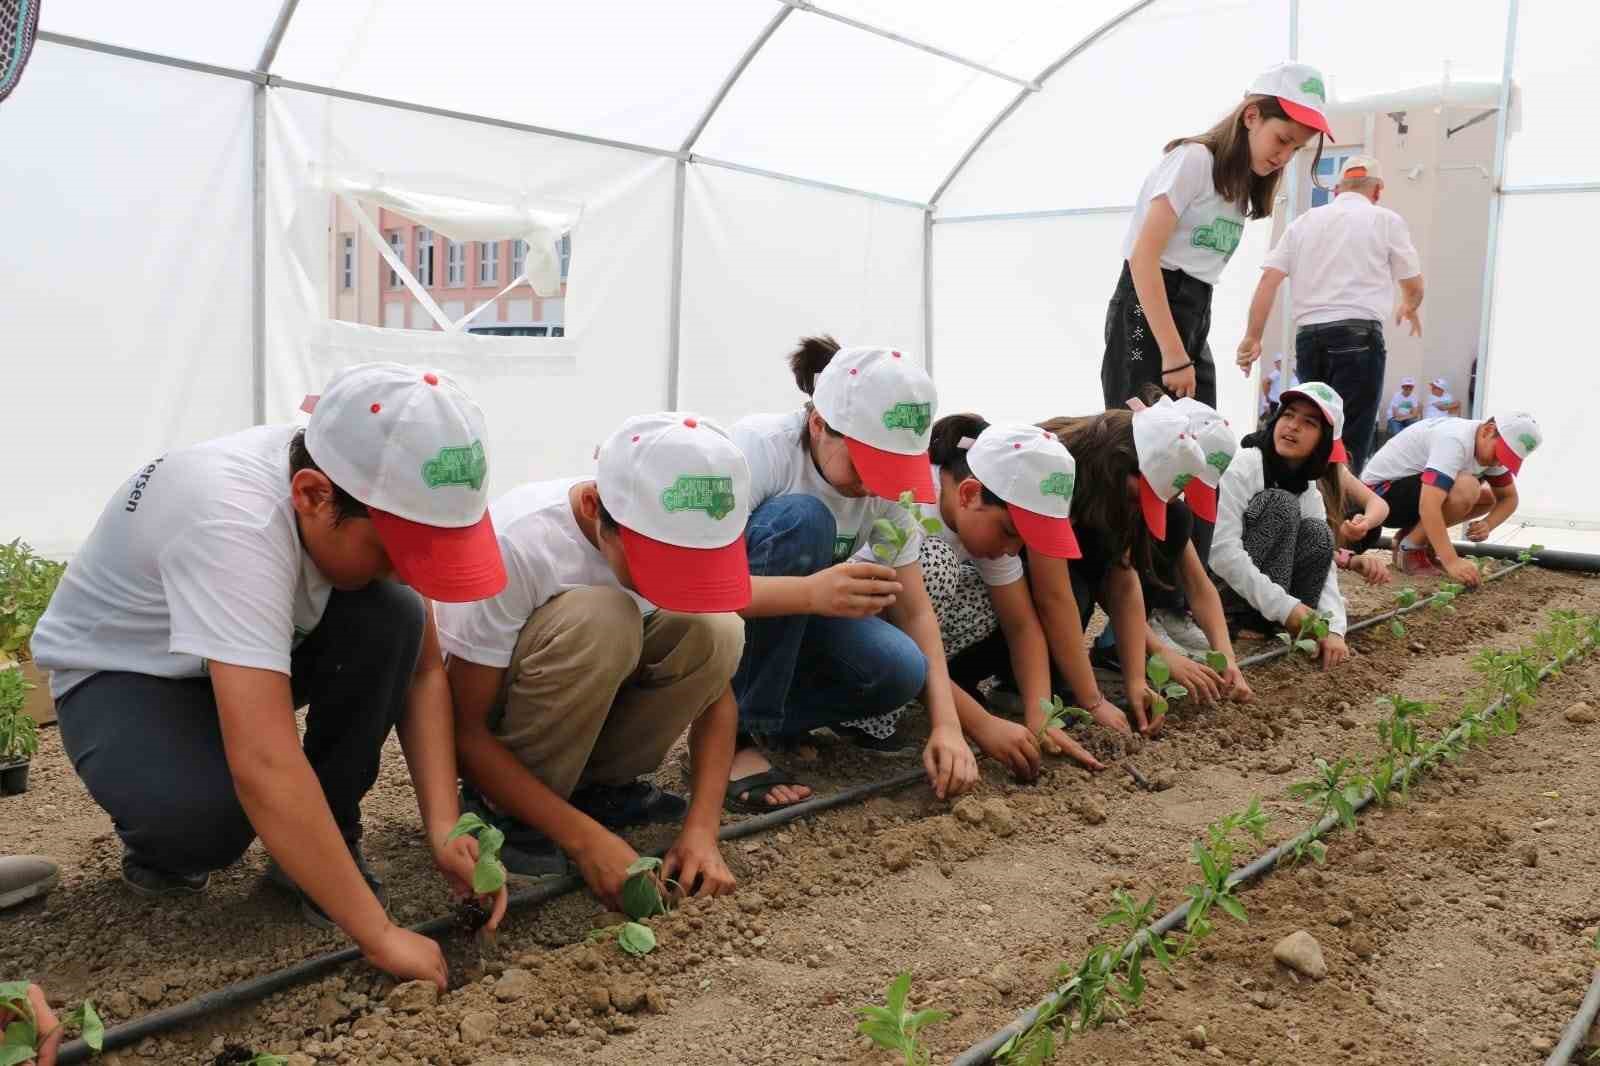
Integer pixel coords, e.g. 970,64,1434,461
1150,610,1211,655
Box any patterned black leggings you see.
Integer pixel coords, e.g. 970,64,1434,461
1215,488,1333,632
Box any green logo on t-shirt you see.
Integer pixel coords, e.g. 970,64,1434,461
659,475,737,520
881,402,932,435
1206,450,1232,475
833,534,856,562
1039,471,1074,501
421,441,487,491
1192,217,1243,256
1300,76,1326,101
1173,472,1195,492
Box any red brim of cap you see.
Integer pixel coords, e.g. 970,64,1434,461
844,436,935,504
1184,479,1219,523
1007,503,1081,560
618,526,752,613
1278,95,1333,137
1493,435,1524,475
1139,476,1170,541
1329,438,1350,463
369,508,507,603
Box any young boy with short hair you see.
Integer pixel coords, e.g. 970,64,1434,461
1385,377,1422,438
1360,412,1542,585
439,413,749,910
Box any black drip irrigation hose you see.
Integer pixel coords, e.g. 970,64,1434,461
53,556,1547,1062
1375,537,1600,575
953,629,1594,1066
1546,968,1600,1066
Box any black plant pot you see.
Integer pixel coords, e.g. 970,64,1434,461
0,759,29,795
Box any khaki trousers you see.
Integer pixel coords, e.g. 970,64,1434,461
492,586,744,797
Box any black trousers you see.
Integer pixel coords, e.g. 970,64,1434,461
1294,318,1386,475
56,581,425,875
1102,261,1217,410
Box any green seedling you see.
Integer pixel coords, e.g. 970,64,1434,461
444,813,507,895
0,983,101,1065
854,972,949,1066
1516,543,1545,564
1035,695,1091,742
0,539,67,668
1284,835,1328,867
620,856,681,921
1144,655,1188,719
1278,610,1330,657
0,671,39,762
1390,586,1419,636
1203,650,1228,673
870,491,943,563
587,920,658,957
1287,756,1364,830
1181,800,1268,950
1097,888,1173,1008
1429,581,1465,613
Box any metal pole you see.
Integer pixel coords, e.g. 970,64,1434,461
687,154,929,210
922,208,934,375
934,205,1135,225
251,86,267,425
679,6,792,154
1473,0,1520,420
666,160,687,410
776,0,1037,90
255,0,302,72
1278,0,1301,384
36,30,265,83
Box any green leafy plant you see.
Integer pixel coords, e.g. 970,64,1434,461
1287,757,1364,830
0,541,66,668
1429,581,1466,614
0,983,102,1064
1203,650,1228,673
1390,586,1419,636
870,491,943,563
620,856,681,921
1035,695,1090,743
1278,610,1330,657
443,813,507,895
1516,543,1545,564
1096,889,1173,1010
1181,799,1269,950
854,972,949,1066
1144,655,1188,719
587,920,658,957
0,670,39,763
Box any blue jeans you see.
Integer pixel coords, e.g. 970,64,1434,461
1295,319,1387,475
732,495,927,737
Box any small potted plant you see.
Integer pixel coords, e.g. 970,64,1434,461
0,667,40,795
1,539,67,728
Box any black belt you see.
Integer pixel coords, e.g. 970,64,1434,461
1297,318,1380,335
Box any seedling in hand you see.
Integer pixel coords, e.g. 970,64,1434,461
621,856,680,921
444,813,507,896
870,491,942,562
1036,694,1090,743
0,983,102,1065
1278,611,1330,658
854,972,949,1066
1204,650,1228,673
1144,655,1189,719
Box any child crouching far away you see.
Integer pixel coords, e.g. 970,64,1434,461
726,338,980,811
1360,410,1542,586
840,414,1108,776
439,413,750,910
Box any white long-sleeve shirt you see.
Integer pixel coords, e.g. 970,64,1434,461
1209,447,1347,635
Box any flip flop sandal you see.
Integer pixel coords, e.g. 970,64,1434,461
723,768,812,814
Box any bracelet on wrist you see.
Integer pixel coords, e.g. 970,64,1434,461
1160,361,1194,376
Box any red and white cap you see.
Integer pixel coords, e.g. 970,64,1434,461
1491,411,1542,475
966,424,1081,560
1171,398,1237,523
1280,381,1348,463
597,412,752,613
303,362,505,602
812,346,937,503
1247,62,1333,138
1132,400,1210,541
1340,154,1383,182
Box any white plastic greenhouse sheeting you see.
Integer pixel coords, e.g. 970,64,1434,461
2,0,1598,555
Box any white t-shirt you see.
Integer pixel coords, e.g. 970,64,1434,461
1424,390,1456,419
1262,191,1422,326
733,410,923,569
435,477,650,669
32,425,333,700
927,466,1024,587
1121,143,1248,286
1361,417,1510,493
1387,390,1421,421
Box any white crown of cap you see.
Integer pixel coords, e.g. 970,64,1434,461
811,346,938,458
596,412,750,550
1431,377,1448,387
1341,154,1383,181
304,361,490,529
966,424,1077,519
1134,399,1210,503
1285,381,1346,439
1248,60,1329,112
1494,411,1542,459
1171,397,1237,489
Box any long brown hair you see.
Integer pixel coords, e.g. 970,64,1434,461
1319,465,1348,543
1038,410,1157,578
1166,95,1325,220
787,334,844,454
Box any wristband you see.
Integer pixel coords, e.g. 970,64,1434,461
1160,362,1194,376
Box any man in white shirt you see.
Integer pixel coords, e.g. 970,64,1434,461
1237,155,1425,474
1385,376,1423,438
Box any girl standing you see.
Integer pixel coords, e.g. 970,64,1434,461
1104,63,1331,408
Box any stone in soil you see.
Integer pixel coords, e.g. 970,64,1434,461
587,984,612,1012
1348,931,1376,959
1273,930,1328,979
882,842,914,872
460,1010,498,1045
1565,701,1597,724
1188,1025,1207,1049
609,978,647,1013
980,798,1015,837
1074,795,1107,825
494,967,536,1001
953,796,984,824
387,980,439,1013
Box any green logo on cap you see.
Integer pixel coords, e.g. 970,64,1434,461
882,402,932,435
1206,450,1232,475
1300,76,1325,101
1191,217,1243,256
1307,383,1336,403
660,474,737,521
421,441,487,491
1039,471,1074,501
1518,433,1538,454
1173,472,1195,492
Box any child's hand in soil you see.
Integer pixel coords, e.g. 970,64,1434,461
1444,556,1481,587
923,725,979,800
663,829,736,898
1318,633,1350,671
573,827,640,911
972,714,1042,781
1164,654,1222,703
434,834,508,932
1220,661,1253,702
1037,725,1106,772
1349,554,1392,585
1,983,61,1066
363,924,448,989
1133,684,1166,737
1087,696,1131,735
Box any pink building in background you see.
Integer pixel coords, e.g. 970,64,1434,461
329,197,569,335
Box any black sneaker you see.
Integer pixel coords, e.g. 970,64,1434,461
1089,641,1122,677
570,779,688,829
122,854,210,898
266,846,387,931
830,723,918,757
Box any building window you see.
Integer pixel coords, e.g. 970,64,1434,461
415,227,435,287
386,230,404,288
479,240,500,285
340,233,356,291
445,239,465,287
1312,148,1363,209
559,234,571,281
511,239,526,279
